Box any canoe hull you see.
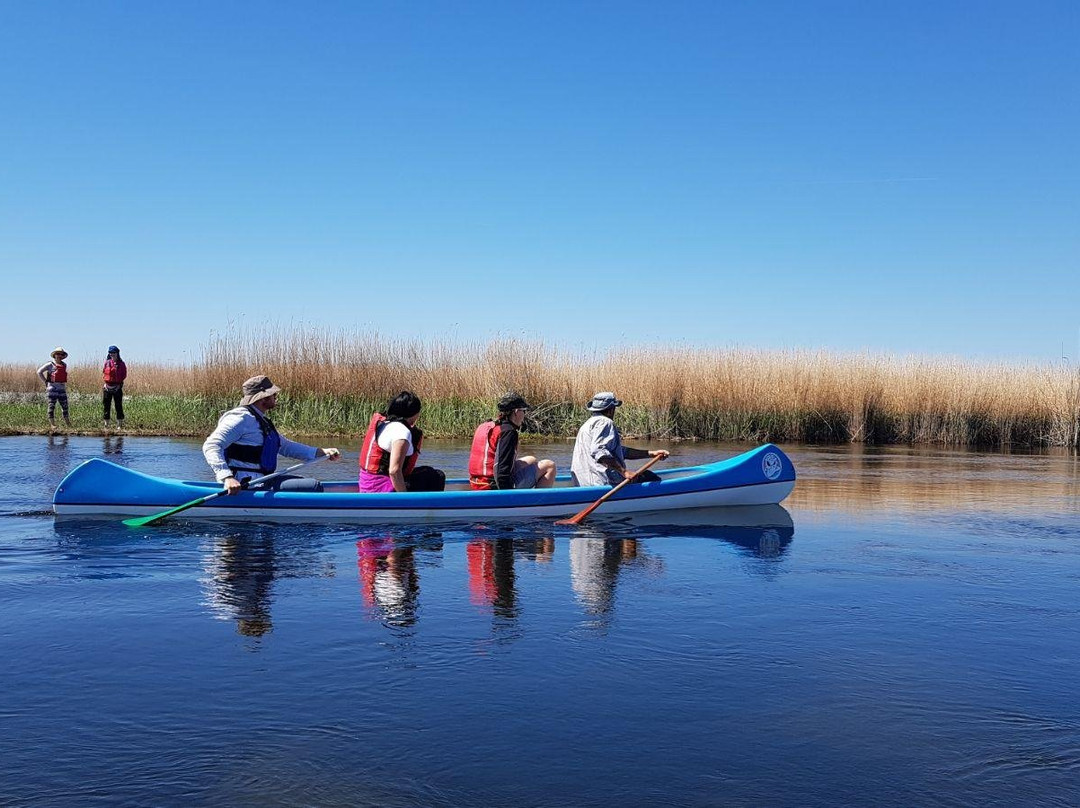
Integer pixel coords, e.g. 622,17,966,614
54,444,796,523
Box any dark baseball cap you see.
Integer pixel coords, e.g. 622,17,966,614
497,393,532,413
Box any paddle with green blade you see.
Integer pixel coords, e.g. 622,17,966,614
122,456,329,527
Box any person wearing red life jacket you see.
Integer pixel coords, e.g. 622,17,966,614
358,391,446,493
468,393,556,491
36,347,71,429
202,375,341,495
102,345,128,431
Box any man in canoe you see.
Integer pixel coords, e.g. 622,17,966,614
570,392,669,487
468,393,556,490
202,375,341,495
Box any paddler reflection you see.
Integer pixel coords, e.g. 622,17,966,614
466,535,555,620
201,528,277,637
569,535,658,620
201,525,334,638
356,536,420,627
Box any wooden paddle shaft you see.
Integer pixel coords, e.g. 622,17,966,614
559,454,665,525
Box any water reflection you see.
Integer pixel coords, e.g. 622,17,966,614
786,445,1080,514
466,540,517,618
605,505,795,560
354,533,444,629
466,537,556,620
43,434,71,482
201,529,278,637
356,537,420,628
200,526,336,641
348,508,797,631
102,435,124,455
569,536,652,622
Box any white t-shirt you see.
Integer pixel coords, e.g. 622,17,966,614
377,421,415,456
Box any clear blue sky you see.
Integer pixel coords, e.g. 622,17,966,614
2,1,1077,365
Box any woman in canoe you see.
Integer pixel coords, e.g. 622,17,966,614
358,391,446,493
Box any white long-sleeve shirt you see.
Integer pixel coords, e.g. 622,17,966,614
570,414,625,487
202,406,320,482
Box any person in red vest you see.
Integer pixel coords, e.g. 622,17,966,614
358,391,445,493
102,345,128,431
36,347,71,429
468,393,556,490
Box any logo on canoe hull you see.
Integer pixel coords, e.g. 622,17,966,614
762,453,783,480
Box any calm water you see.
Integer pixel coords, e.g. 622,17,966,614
2,435,1079,807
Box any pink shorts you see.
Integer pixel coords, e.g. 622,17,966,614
359,469,396,493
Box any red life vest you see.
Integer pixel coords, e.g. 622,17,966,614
359,412,422,476
102,358,126,384
468,420,506,490
49,362,68,384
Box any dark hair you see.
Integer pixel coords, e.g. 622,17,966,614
385,391,422,421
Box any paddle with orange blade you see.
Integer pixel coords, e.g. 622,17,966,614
555,454,665,526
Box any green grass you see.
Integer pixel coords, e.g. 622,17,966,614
0,391,1071,448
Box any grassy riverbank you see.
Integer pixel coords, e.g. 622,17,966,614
3,330,1079,447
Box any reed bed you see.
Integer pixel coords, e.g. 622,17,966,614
2,328,1079,448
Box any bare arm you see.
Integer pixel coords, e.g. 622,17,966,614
602,448,670,479
388,439,409,492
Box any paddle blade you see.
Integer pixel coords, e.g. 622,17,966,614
554,516,583,526
122,496,209,527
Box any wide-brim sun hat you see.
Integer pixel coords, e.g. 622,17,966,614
587,392,622,412
239,375,282,406
51,347,68,359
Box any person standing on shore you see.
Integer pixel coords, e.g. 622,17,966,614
468,393,556,490
102,346,127,432
202,375,341,494
358,391,445,493
570,392,669,487
37,347,71,429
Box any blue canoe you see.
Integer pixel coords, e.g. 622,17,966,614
53,443,796,523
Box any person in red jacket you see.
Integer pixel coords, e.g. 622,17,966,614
468,393,557,490
36,347,70,429
102,345,128,431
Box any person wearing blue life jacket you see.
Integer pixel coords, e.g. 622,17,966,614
202,375,341,495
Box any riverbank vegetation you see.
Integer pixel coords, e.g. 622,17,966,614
2,329,1079,448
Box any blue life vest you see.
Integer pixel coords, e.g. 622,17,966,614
223,406,281,474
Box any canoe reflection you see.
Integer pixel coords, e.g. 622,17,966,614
590,505,795,559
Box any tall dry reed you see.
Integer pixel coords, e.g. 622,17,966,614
2,328,1078,447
